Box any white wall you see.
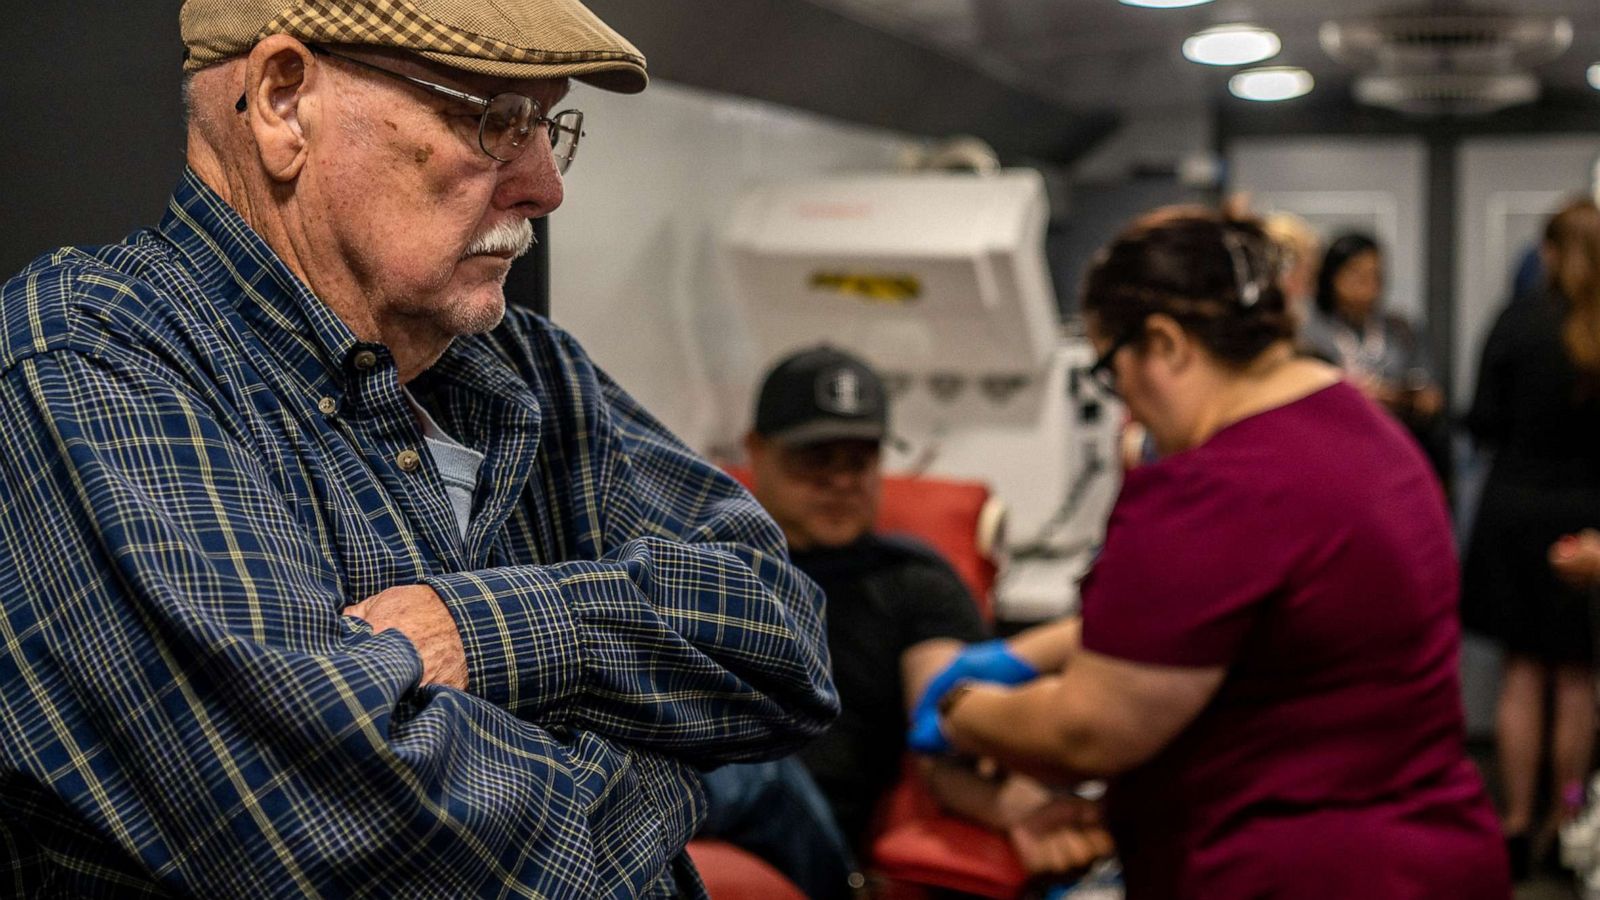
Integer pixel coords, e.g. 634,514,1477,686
549,81,922,454
1454,136,1600,403
1229,137,1430,324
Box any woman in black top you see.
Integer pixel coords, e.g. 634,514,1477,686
1464,199,1600,875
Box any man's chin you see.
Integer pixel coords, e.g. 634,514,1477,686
445,286,509,336
805,519,873,549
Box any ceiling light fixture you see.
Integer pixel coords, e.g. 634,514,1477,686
1229,67,1315,102
1589,64,1600,91
1118,0,1215,9
1183,24,1282,66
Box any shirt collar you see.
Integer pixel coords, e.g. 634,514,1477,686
158,167,375,389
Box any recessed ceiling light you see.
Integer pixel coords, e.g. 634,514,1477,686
1229,67,1315,102
1588,64,1600,90
1119,0,1215,8
1184,24,1282,66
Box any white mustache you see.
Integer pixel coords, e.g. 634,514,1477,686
462,219,535,260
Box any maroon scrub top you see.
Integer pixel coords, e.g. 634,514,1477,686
1082,381,1509,900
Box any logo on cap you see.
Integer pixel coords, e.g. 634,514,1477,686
819,367,865,415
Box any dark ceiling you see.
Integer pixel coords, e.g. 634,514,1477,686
815,0,1600,113
590,0,1600,170
586,0,1120,163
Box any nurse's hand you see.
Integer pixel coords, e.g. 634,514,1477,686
911,639,1039,733
1551,530,1600,589
908,700,952,755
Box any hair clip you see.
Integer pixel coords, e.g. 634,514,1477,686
1221,228,1262,308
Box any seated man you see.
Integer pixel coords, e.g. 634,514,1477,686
699,346,1111,897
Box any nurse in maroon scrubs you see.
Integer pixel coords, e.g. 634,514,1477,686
923,208,1510,899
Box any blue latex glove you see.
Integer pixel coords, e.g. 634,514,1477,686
914,639,1038,717
906,640,1039,755
907,701,951,755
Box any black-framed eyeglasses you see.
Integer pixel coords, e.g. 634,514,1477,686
236,44,584,171
1088,329,1140,398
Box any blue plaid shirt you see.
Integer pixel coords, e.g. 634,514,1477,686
0,170,837,898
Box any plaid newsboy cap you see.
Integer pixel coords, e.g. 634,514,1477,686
181,0,647,94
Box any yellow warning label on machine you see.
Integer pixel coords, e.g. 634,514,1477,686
808,272,922,304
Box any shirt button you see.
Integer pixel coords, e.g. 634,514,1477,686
317,397,338,416
353,350,379,371
395,449,423,473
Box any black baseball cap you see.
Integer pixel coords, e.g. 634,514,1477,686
754,346,888,447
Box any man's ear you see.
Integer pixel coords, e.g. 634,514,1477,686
241,36,319,182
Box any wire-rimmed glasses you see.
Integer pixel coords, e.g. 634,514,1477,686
237,44,585,171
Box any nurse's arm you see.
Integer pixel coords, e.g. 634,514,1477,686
940,649,1225,781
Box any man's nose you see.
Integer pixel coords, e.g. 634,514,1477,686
495,138,564,218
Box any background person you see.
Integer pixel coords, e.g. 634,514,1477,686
0,2,837,896
698,346,1111,895
1462,199,1600,877
1262,210,1322,332
1302,232,1452,482
911,207,1509,899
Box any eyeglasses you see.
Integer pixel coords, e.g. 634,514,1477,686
1088,329,1141,398
237,44,584,170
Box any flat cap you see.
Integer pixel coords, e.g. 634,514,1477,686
181,0,647,94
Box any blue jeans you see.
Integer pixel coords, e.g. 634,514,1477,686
698,757,858,900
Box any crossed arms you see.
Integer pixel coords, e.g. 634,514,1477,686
0,319,836,896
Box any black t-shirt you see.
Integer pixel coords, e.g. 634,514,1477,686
792,534,988,850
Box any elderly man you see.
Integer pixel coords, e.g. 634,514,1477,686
0,1,835,897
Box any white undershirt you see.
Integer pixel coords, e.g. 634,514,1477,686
406,391,485,542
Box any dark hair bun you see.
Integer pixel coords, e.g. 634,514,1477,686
1083,206,1294,367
